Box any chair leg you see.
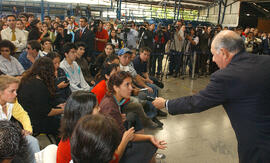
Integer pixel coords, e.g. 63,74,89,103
46,134,55,144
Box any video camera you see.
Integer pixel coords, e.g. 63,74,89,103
91,19,101,33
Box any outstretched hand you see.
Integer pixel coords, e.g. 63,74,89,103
150,136,167,149
152,97,166,109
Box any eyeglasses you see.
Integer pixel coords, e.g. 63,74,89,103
27,47,32,50
7,19,16,22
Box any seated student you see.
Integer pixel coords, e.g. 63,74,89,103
0,40,24,76
18,40,41,70
93,64,158,129
0,75,40,163
56,91,99,163
92,63,120,104
70,114,121,163
75,42,93,85
94,43,115,75
39,38,52,57
47,52,71,105
100,71,167,163
17,57,65,141
60,42,91,92
132,47,164,89
0,120,27,163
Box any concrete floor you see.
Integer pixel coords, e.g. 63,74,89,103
38,76,239,163
147,76,239,163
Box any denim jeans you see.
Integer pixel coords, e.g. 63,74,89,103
25,135,40,163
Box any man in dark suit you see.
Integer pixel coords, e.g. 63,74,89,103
153,30,270,163
74,17,95,63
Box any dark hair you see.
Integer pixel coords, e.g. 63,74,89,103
107,71,132,95
16,19,23,24
139,46,151,53
0,120,27,161
30,19,40,28
109,29,118,40
27,40,41,52
96,63,119,82
57,24,64,29
103,43,115,55
75,42,86,49
40,37,52,45
6,15,16,20
42,22,48,27
0,40,16,55
20,57,55,96
105,54,119,64
55,16,61,19
59,91,98,141
63,42,76,56
80,17,88,22
18,15,27,20
46,51,61,60
70,114,121,163
44,16,51,20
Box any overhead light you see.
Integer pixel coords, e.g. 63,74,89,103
246,13,250,16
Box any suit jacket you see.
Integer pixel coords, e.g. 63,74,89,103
262,38,270,55
168,51,270,162
74,28,95,59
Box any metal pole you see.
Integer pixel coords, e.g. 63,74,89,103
0,0,2,15
164,2,167,19
217,0,222,24
41,0,44,21
71,3,74,16
47,2,50,17
24,0,26,12
221,0,228,24
174,0,177,20
177,0,181,20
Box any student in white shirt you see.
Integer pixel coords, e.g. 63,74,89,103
0,40,24,76
60,42,91,92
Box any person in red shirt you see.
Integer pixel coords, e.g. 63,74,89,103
70,114,121,163
92,63,120,104
57,91,100,163
95,20,109,53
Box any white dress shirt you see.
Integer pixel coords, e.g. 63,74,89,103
1,27,27,53
0,55,24,76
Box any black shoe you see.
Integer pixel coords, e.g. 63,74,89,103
155,81,164,89
167,72,173,76
173,73,178,78
152,117,163,127
147,121,159,129
157,110,167,117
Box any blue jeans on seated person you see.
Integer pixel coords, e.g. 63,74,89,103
25,135,40,163
145,83,159,98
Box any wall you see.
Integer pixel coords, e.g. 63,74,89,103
257,18,270,33
198,0,240,27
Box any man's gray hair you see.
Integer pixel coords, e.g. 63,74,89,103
213,30,245,54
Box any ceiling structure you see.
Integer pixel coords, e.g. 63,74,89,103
120,0,217,10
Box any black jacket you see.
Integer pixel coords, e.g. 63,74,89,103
74,28,95,59
167,51,270,162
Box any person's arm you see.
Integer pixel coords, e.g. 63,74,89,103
114,127,135,159
12,100,33,133
133,134,167,149
15,59,25,75
152,73,226,114
134,75,153,93
78,66,91,91
17,31,27,51
47,108,64,116
142,72,153,84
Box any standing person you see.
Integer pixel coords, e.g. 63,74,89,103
0,40,24,76
54,24,72,57
108,29,122,53
95,20,109,55
17,57,65,142
74,17,95,63
1,15,27,57
153,30,270,162
60,42,91,92
168,23,185,77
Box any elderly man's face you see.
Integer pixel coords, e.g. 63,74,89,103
211,45,230,69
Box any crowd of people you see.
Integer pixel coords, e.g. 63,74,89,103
0,11,270,163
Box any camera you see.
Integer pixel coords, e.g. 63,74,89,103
91,19,101,33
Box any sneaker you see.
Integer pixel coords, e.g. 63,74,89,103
152,117,163,127
155,153,166,159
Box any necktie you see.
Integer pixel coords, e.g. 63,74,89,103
11,29,16,41
80,30,83,37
